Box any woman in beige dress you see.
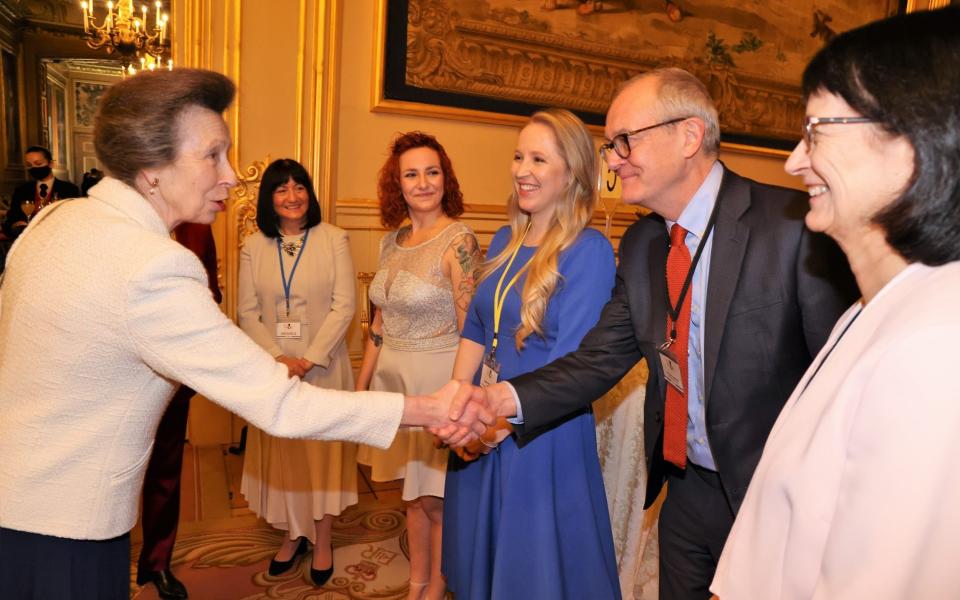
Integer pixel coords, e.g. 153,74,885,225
239,158,356,586
356,132,480,600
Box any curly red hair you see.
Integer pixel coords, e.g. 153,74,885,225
377,131,465,229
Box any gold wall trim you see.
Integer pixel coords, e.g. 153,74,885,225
317,0,341,224
333,198,640,247
290,0,341,223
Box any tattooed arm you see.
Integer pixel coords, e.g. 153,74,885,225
442,231,481,332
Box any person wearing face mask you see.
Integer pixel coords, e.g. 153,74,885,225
237,158,359,588
3,145,81,241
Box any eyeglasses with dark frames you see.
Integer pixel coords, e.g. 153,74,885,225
599,117,690,160
803,116,876,148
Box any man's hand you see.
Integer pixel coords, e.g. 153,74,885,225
401,381,495,446
450,417,513,461
448,381,518,421
297,358,315,373
429,383,518,446
427,383,487,446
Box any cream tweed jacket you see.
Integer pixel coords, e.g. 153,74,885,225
0,177,403,540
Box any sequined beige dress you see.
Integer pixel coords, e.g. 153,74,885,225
358,222,476,500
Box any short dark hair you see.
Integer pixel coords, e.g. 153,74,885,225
802,8,960,265
256,158,322,238
25,145,52,162
94,68,236,187
376,131,464,230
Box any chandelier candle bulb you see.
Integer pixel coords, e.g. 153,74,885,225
82,0,167,74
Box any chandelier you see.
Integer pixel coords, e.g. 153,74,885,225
80,0,172,74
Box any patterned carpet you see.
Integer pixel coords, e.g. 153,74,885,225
131,503,416,600
131,445,418,600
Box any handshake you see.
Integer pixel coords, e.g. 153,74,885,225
403,380,518,449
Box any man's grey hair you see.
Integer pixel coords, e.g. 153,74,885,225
616,67,721,156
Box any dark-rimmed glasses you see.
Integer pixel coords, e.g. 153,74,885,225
599,117,690,160
803,116,875,148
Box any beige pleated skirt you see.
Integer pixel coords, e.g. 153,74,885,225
240,346,358,543
357,343,454,501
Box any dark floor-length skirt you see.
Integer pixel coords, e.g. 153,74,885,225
0,526,130,599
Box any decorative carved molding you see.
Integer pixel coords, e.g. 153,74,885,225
357,271,376,343
232,158,266,248
223,157,267,321
400,0,891,144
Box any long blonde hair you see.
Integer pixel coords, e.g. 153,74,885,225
479,108,598,349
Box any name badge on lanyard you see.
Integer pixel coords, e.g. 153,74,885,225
277,320,302,338
276,228,310,340
480,353,501,387
658,341,684,394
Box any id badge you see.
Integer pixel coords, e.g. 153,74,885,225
276,321,302,338
480,352,500,387
658,342,684,394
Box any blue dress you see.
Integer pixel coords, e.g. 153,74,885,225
442,226,621,600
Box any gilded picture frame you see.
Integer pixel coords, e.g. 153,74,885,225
373,0,904,153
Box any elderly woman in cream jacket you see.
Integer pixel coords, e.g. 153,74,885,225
0,68,487,599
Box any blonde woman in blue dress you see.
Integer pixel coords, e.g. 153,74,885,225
356,132,480,600
442,108,620,599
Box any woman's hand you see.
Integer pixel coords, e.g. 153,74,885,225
276,355,307,379
452,440,484,462
478,418,513,452
297,358,315,374
443,417,512,461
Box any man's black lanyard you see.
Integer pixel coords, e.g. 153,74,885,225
663,197,722,344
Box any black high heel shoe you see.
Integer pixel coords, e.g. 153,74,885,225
136,568,188,600
310,547,334,586
268,537,309,576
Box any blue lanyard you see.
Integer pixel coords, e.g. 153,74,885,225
276,227,310,316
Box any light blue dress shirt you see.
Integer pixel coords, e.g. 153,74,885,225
665,161,724,470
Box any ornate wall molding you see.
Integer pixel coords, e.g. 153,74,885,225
224,157,267,321
378,0,899,151
405,0,805,141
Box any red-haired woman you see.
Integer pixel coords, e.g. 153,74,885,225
356,131,480,600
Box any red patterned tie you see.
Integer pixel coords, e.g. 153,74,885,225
663,224,691,469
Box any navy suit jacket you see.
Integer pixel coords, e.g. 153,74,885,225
510,166,858,511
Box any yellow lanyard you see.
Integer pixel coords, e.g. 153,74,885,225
491,223,531,355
